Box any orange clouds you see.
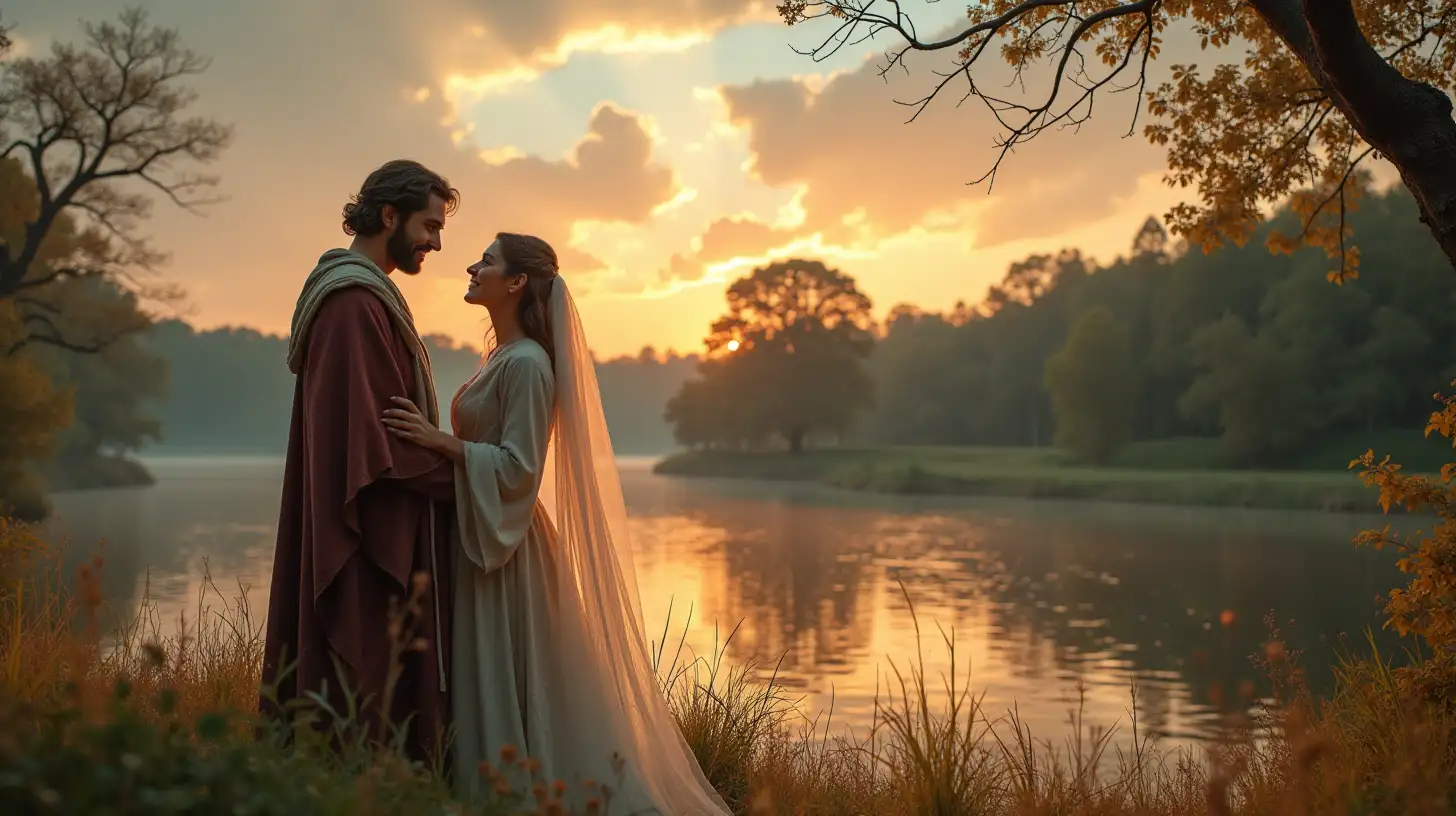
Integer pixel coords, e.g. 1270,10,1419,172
446,0,770,74
8,0,693,341
10,1,1212,357
470,102,679,237
661,22,1206,283
662,215,800,281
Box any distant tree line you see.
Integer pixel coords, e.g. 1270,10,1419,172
666,183,1455,471
144,325,697,458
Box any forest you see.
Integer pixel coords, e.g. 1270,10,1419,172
666,183,1454,473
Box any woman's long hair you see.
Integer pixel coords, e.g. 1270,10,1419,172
496,232,558,368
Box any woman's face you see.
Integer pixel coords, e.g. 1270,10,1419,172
464,238,523,307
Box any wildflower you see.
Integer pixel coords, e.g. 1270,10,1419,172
499,743,518,765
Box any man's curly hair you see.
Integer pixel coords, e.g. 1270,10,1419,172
342,160,460,237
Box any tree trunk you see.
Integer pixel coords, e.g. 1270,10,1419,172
787,427,806,454
1255,0,1456,268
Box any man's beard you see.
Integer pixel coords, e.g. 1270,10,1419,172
388,221,426,274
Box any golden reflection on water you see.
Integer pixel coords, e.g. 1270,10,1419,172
44,455,1402,756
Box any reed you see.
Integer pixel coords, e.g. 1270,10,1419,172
2,516,1453,815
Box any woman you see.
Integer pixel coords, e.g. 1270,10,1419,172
382,232,730,815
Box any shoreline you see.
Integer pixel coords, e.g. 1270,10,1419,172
44,454,156,494
653,448,1392,513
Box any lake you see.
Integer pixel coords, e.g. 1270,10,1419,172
41,455,1405,755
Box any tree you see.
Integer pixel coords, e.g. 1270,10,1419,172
1178,313,1317,466
0,7,231,354
31,278,170,489
668,258,877,452
778,1,1456,279
1344,305,1432,431
1044,306,1139,465
1131,216,1171,261
0,156,170,502
862,307,965,444
981,248,1091,315
664,357,772,450
0,305,74,519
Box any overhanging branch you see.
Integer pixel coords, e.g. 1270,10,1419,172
780,0,1161,190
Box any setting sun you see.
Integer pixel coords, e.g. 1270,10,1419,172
726,339,740,352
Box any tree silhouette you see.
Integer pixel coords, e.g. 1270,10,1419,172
0,7,231,354
779,1,1456,278
670,258,877,452
1131,216,1171,262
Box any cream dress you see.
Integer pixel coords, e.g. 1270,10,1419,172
449,339,715,814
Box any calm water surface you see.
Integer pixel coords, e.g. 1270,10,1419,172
42,455,1404,753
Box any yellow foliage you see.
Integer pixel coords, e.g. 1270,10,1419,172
1351,380,1456,701
0,305,73,517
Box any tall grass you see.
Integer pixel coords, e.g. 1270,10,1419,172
2,518,1454,814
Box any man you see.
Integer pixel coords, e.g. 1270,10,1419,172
262,159,459,766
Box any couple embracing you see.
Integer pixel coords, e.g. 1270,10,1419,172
261,159,729,815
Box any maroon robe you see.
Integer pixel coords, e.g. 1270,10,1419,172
262,286,454,765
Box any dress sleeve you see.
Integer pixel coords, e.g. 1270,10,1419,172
453,352,555,573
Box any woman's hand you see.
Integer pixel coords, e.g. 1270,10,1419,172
383,397,450,451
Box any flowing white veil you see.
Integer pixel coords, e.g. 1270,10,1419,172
537,277,730,815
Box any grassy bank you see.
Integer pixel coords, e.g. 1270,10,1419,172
2,514,1455,815
654,442,1405,512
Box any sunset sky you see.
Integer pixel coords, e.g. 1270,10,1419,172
12,0,1211,358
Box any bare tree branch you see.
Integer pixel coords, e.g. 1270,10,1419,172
780,0,1160,192
7,308,147,357
779,0,1456,276
0,6,232,354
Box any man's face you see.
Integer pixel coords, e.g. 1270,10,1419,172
387,193,447,275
